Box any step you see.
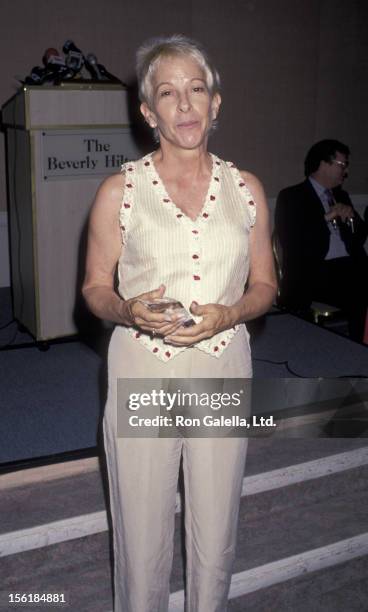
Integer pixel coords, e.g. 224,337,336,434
1,443,368,556
0,532,112,612
169,463,368,592
235,465,368,572
227,553,368,612
1,467,368,611
1,534,367,612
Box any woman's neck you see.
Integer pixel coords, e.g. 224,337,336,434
153,142,212,179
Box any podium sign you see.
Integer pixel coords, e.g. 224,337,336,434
42,128,138,179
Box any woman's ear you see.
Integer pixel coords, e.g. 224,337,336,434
211,93,221,120
140,102,157,128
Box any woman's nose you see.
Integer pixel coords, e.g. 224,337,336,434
178,93,191,112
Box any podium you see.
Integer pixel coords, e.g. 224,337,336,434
2,84,142,340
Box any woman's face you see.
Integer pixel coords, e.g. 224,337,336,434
141,54,221,151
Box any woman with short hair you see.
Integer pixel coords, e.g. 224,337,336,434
83,34,276,612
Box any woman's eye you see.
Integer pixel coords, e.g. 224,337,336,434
160,90,172,97
193,86,205,93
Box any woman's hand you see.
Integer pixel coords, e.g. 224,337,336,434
164,301,235,346
122,285,187,337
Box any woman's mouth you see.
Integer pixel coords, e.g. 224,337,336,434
177,121,199,129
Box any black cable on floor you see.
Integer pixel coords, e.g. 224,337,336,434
253,357,306,378
254,357,368,379
0,325,19,349
0,318,15,330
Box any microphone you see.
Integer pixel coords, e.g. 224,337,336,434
25,66,47,85
42,47,75,83
85,53,121,83
43,48,66,69
23,45,78,86
24,66,59,86
84,54,104,80
63,40,85,72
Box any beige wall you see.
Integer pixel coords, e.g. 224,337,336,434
1,0,367,213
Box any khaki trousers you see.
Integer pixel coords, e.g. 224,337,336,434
103,326,252,612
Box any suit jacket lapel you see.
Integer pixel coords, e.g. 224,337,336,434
303,179,326,215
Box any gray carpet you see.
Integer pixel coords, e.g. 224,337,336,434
1,288,367,464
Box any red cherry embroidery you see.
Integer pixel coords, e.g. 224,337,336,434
221,340,226,346
193,275,201,280
126,183,133,188
153,347,159,353
210,195,216,201
177,214,183,218
165,351,171,358
248,200,255,206
203,213,209,218
123,203,131,208
215,161,221,166
192,254,199,259
213,346,219,352
214,177,220,182
163,198,170,203
192,230,199,234
144,161,150,166
152,180,158,185
239,182,245,187
121,225,125,230
127,167,133,172
135,332,141,338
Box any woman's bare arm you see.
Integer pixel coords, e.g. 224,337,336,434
227,170,277,324
82,173,133,325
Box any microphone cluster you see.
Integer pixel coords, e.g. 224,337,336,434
23,41,122,86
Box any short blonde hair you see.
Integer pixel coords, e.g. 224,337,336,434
136,34,221,106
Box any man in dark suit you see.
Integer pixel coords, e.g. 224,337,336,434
275,139,368,342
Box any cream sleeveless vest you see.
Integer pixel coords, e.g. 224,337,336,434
118,152,256,362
